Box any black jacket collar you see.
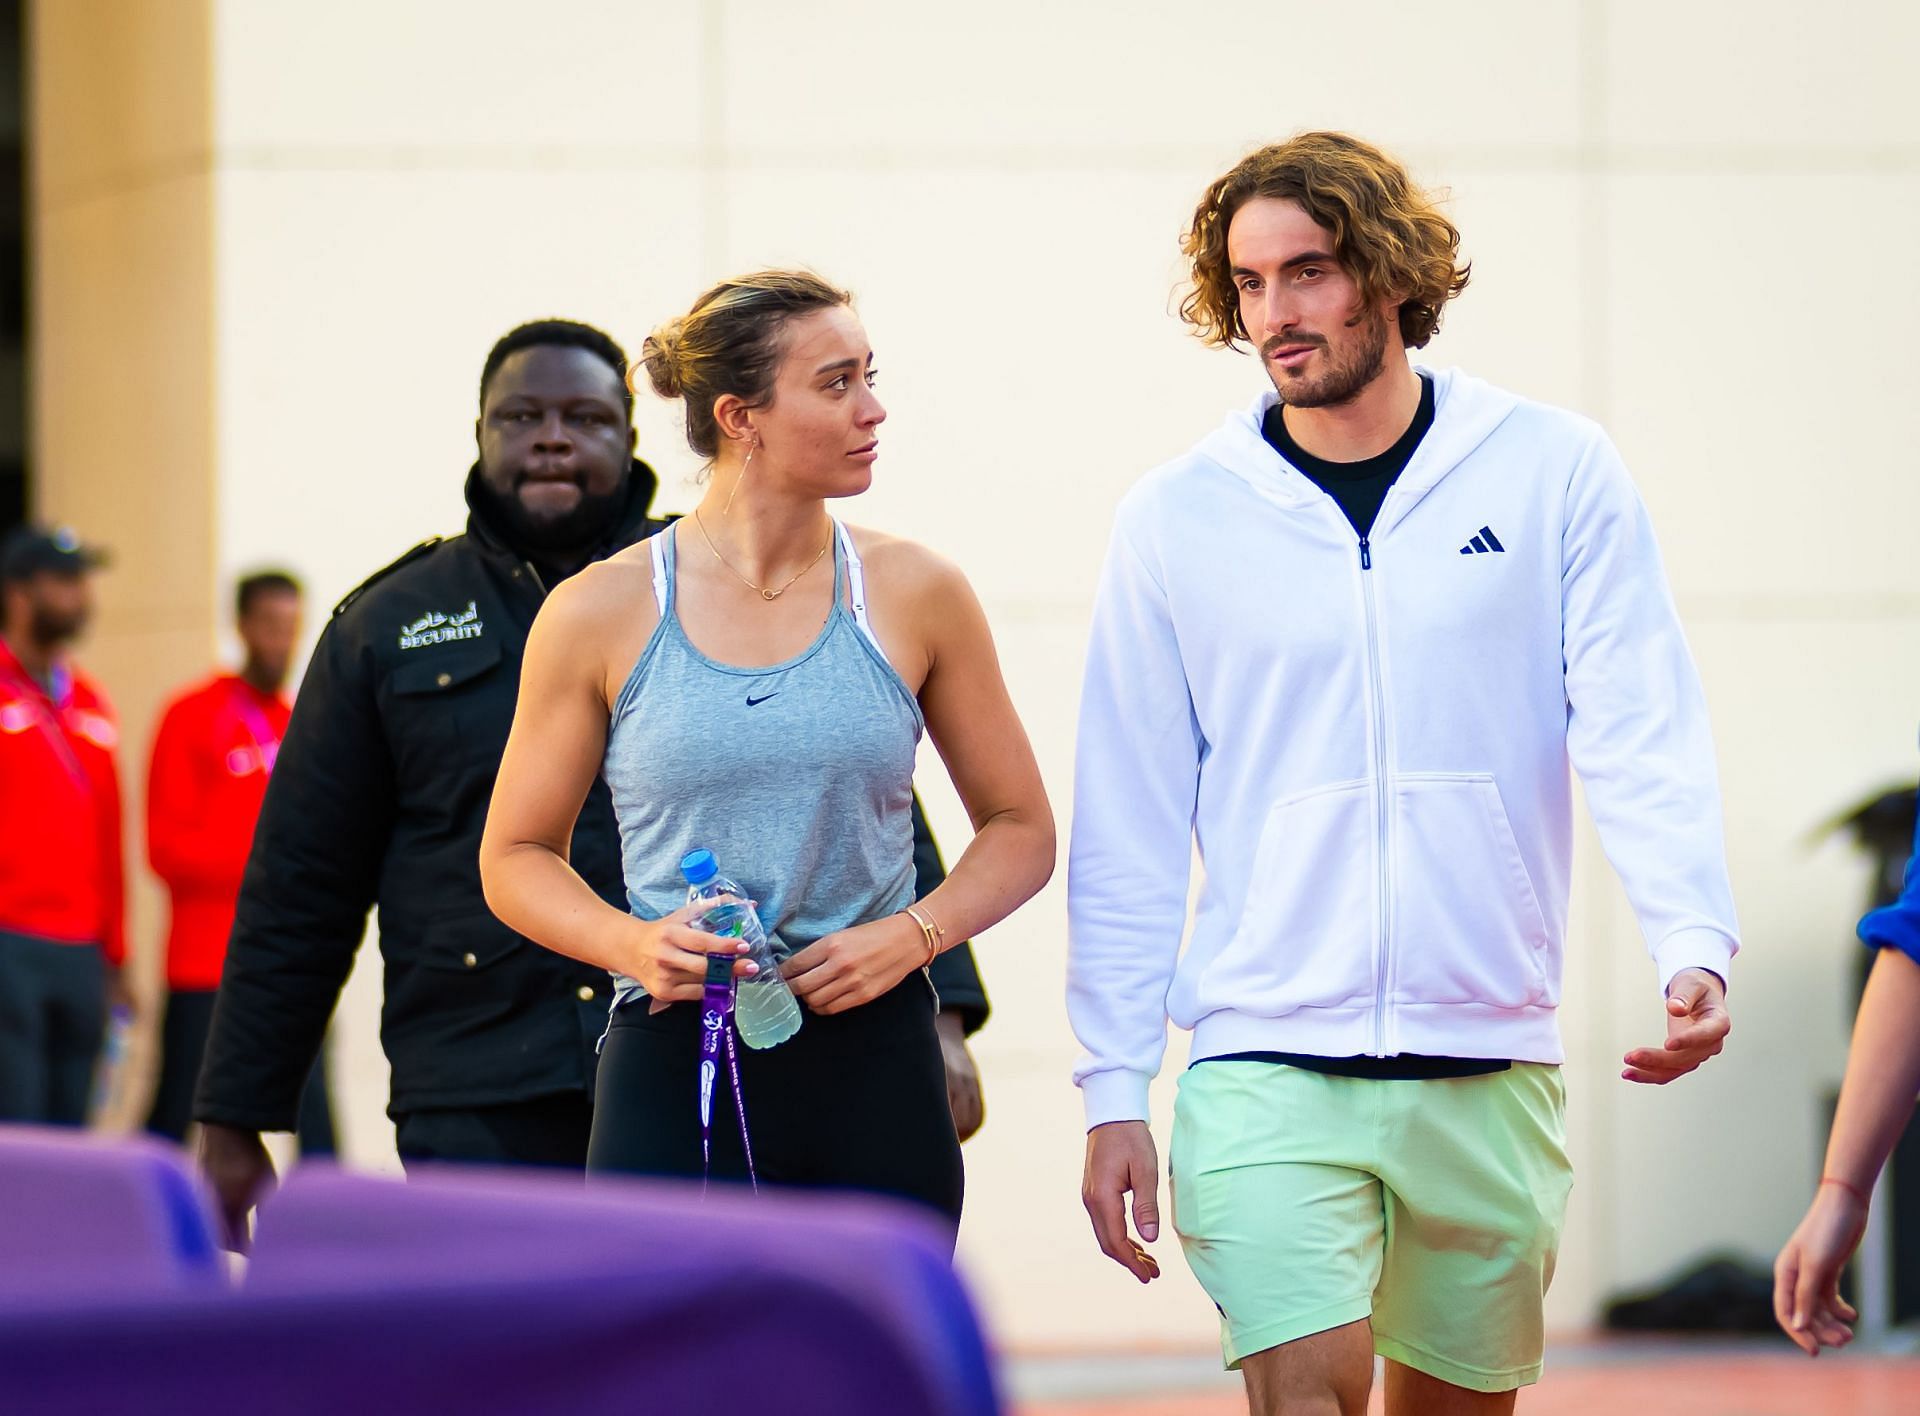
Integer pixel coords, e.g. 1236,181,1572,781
462,457,661,568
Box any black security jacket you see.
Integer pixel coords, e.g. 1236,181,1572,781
194,462,990,1129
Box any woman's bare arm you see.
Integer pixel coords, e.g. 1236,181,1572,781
907,551,1056,941
479,563,751,1001
1774,947,1920,1352
783,543,1055,1013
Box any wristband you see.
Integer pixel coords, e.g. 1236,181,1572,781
1820,1175,1871,1208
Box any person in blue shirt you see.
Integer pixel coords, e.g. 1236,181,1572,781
1775,812,1920,1353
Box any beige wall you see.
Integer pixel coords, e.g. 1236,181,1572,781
33,0,1920,1350
31,0,219,1120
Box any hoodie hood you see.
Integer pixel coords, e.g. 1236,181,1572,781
1195,366,1522,531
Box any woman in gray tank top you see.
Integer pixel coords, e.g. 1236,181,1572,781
480,270,1054,1232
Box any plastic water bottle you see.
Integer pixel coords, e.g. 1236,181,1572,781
91,1003,133,1120
680,848,801,1050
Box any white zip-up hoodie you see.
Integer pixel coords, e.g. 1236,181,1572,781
1068,367,1740,1128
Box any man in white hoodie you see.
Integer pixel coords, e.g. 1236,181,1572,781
1070,131,1738,1415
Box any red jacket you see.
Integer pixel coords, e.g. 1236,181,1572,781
146,673,292,990
0,638,125,963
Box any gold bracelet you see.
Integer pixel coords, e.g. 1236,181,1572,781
903,903,944,966
903,905,939,964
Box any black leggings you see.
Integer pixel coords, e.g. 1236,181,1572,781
588,974,963,1237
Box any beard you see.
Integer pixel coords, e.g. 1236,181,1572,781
1266,308,1391,409
29,604,87,647
476,473,627,554
245,653,292,692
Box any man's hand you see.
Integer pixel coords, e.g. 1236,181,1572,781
1774,1182,1867,1355
197,1123,279,1254
934,1011,984,1142
1082,1120,1162,1284
1622,967,1730,1084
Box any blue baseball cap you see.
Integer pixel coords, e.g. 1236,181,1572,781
0,524,111,582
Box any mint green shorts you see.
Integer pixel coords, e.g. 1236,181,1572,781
1170,1060,1572,1393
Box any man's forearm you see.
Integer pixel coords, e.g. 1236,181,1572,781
192,923,357,1131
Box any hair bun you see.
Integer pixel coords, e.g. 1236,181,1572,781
637,318,687,399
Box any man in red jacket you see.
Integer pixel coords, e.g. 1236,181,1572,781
0,524,124,1125
145,571,332,1150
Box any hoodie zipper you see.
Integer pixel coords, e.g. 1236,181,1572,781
1358,535,1392,1056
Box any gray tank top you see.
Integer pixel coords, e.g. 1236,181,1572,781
603,520,923,1009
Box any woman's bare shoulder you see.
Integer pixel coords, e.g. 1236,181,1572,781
535,538,663,645
841,523,971,602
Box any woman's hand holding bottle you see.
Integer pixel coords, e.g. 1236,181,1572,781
623,898,756,1003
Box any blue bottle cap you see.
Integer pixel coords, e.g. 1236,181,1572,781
680,848,718,886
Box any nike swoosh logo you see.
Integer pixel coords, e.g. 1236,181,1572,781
746,693,780,707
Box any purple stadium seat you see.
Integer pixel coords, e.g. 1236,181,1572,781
0,1124,222,1302
0,1161,1003,1416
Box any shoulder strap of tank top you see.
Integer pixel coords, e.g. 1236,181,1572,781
833,519,887,661
649,529,671,616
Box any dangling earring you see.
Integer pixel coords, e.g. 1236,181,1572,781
723,437,757,517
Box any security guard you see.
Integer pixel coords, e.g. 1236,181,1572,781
193,320,990,1247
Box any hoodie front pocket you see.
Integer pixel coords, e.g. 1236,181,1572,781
1197,778,1375,1014
1390,773,1550,1008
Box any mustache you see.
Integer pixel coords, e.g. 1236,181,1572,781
1261,334,1326,358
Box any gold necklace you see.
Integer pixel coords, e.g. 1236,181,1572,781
693,509,832,601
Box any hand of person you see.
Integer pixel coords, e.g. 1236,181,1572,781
1774,1181,1868,1355
934,1010,985,1141
781,913,925,1015
625,898,757,1004
197,1123,279,1254
1622,967,1730,1084
1082,1120,1163,1284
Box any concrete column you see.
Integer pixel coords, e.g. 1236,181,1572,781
30,0,219,1123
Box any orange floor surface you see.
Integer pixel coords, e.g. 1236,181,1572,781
1018,1351,1920,1416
